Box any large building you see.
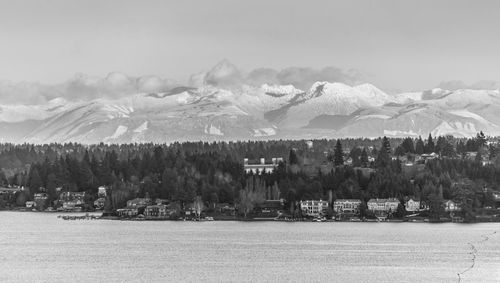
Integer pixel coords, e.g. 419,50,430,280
144,205,169,219
333,199,362,214
243,158,283,174
116,198,152,218
300,200,329,217
367,198,400,213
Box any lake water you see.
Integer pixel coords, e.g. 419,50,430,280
0,212,499,282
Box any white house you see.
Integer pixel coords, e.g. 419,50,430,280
300,200,329,217
405,198,421,212
367,198,400,213
444,200,460,212
333,199,362,214
243,157,283,174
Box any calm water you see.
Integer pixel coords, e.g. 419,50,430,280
0,212,499,282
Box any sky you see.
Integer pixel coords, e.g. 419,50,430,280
0,0,499,91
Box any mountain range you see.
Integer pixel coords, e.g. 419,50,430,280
1,61,500,144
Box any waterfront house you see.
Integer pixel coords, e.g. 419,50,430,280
333,199,362,214
144,205,169,219
59,192,86,211
34,193,49,208
405,198,421,212
257,199,284,215
116,207,139,217
115,198,152,217
97,186,107,198
34,193,49,200
94,198,105,209
215,203,236,215
0,187,22,203
243,157,283,174
444,200,460,212
367,198,400,213
63,201,79,211
59,191,86,204
300,200,329,217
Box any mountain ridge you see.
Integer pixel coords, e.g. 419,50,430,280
1,75,500,143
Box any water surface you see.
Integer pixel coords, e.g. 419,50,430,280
1,212,499,282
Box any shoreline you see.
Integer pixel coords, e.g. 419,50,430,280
2,210,498,223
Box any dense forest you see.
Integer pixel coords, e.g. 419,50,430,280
1,132,499,219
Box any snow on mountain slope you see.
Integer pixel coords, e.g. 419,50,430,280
6,82,500,143
276,82,393,128
333,92,500,138
0,97,72,123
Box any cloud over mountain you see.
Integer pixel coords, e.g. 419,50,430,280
0,60,367,105
0,73,178,105
190,60,367,90
438,80,500,91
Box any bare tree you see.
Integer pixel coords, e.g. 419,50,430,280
238,185,265,218
193,195,204,220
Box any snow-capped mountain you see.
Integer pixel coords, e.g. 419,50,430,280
1,62,500,143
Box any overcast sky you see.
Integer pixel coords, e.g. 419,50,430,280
0,0,499,90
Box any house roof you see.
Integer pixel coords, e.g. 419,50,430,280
334,199,362,203
368,198,399,204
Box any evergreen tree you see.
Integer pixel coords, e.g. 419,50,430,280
415,136,425,155
333,140,344,166
288,149,298,165
476,131,487,149
401,137,415,154
360,147,369,167
376,137,391,168
28,167,43,193
425,133,435,153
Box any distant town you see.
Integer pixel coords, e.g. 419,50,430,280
1,132,500,223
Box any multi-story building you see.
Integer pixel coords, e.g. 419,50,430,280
116,207,139,217
144,205,168,219
116,198,152,217
300,200,329,217
243,158,283,174
367,198,400,213
333,199,362,214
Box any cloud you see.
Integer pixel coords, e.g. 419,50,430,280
0,81,59,105
0,61,367,105
246,68,279,86
189,59,243,87
190,60,367,90
0,73,178,105
437,80,500,90
253,66,366,90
